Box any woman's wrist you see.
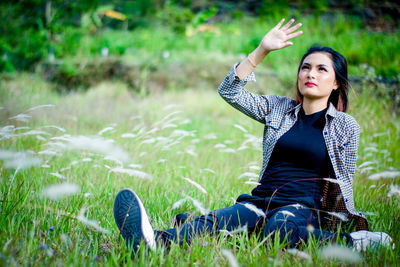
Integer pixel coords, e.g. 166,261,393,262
235,46,270,80
249,45,270,65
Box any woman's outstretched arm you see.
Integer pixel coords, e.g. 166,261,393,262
218,19,303,123
236,18,303,79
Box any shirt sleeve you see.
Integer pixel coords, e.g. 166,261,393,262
343,119,360,180
218,62,272,124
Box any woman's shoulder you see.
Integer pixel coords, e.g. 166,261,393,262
266,95,296,109
332,110,360,131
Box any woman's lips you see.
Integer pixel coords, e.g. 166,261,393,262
305,82,317,87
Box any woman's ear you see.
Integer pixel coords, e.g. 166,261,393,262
333,80,339,90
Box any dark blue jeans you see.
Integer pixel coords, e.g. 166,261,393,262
155,203,352,247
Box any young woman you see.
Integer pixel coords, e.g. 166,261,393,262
113,18,392,253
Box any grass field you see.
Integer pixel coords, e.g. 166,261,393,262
0,53,399,266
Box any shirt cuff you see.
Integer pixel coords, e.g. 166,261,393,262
227,62,257,85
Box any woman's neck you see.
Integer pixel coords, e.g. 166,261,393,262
302,98,328,115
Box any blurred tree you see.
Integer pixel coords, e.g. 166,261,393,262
0,0,398,72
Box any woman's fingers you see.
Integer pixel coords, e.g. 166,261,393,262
274,18,285,30
286,22,302,34
281,18,295,31
260,18,302,51
282,41,294,48
286,30,303,41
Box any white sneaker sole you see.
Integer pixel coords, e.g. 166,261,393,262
113,189,156,251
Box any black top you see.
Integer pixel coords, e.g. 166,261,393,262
237,107,333,210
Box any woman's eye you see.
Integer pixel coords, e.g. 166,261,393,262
301,66,309,69
319,67,327,72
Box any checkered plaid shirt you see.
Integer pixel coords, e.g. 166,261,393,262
218,63,367,222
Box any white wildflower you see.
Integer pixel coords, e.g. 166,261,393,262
98,127,115,135
362,211,377,216
287,248,311,260
42,125,66,132
245,181,261,186
364,147,378,152
185,146,198,157
41,183,80,201
373,132,387,137
387,184,400,197
0,125,16,139
243,203,266,218
289,203,304,210
358,161,376,169
327,211,349,222
104,155,123,166
279,210,295,217
200,168,215,174
128,163,143,169
162,123,177,129
219,225,248,236
180,118,191,125
110,167,152,179
162,110,183,121
47,141,67,149
306,224,315,232
214,143,226,148
146,127,159,135
163,104,183,111
27,104,55,112
249,165,261,171
0,149,41,169
185,195,209,215
69,160,79,166
20,130,51,136
320,245,362,263
36,136,47,141
38,149,59,156
369,171,400,180
219,148,236,153
323,178,345,186
239,172,259,179
234,124,247,133
121,133,137,138
204,133,217,139
49,172,65,179
61,136,129,162
77,208,111,234
182,177,207,194
9,113,31,122
360,166,374,173
170,129,196,138
221,249,239,267
171,198,188,209
15,126,30,131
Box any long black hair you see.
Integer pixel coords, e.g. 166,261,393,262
295,46,350,112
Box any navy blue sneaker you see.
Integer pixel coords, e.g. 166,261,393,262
113,189,156,252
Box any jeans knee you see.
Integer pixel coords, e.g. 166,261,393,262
263,219,297,242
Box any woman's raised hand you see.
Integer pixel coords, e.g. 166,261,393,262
259,18,303,52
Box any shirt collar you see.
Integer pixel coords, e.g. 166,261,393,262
287,102,338,118
326,102,338,118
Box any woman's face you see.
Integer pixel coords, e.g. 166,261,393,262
297,52,338,102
